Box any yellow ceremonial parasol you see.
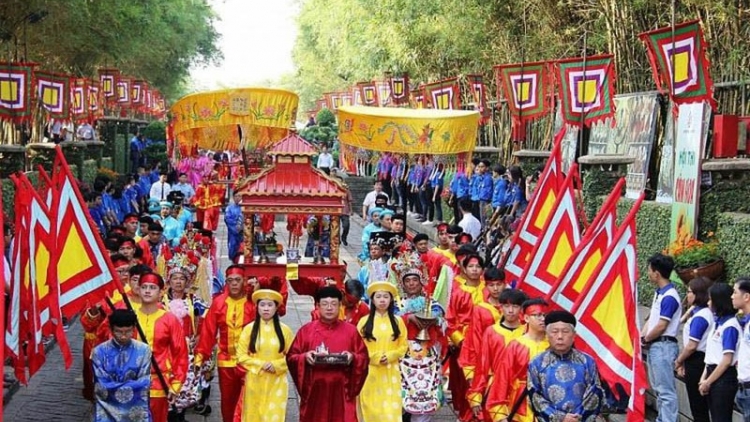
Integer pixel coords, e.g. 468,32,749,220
170,87,299,151
337,105,479,155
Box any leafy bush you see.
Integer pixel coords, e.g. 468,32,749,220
717,213,750,282
142,121,166,142
316,108,336,127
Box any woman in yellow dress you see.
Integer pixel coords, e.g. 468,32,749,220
236,288,294,422
357,281,408,421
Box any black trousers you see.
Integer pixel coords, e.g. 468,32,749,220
684,352,710,422
340,215,350,243
706,364,738,422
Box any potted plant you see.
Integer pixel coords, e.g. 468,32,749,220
665,234,724,283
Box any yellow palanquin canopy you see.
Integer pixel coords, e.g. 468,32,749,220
337,106,479,154
170,87,299,151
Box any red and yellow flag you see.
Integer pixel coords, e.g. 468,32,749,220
517,164,582,298
502,126,565,283
547,177,625,311
572,193,647,421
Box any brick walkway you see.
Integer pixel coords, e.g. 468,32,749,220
4,213,458,421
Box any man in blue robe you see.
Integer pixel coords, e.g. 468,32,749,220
159,202,183,246
91,309,152,422
358,207,384,261
224,192,243,262
528,310,604,422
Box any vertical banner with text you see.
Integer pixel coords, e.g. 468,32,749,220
670,102,708,243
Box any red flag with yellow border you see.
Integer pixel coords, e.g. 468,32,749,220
516,163,582,298
571,193,647,421
502,126,565,283
547,177,625,311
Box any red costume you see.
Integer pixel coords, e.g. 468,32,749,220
446,277,485,421
485,336,549,422
194,182,223,231
259,213,275,234
458,295,500,381
137,238,156,269
466,322,525,419
195,292,255,422
287,319,370,422
419,249,452,283
133,307,189,422
286,213,305,237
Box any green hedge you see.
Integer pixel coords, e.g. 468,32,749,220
82,160,98,185
583,167,627,223
114,134,128,174
101,157,113,171
716,213,750,282
699,179,750,239
2,179,14,220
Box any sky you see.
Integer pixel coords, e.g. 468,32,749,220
189,0,298,91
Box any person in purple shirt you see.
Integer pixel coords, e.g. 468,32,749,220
390,155,405,209
410,159,424,220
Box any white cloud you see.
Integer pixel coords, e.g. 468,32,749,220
189,0,298,91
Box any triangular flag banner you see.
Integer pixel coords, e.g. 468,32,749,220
116,77,131,106
572,193,647,422
556,54,616,126
424,78,460,110
503,126,565,283
466,74,490,125
50,146,122,317
0,62,35,123
639,20,716,110
376,80,391,107
494,61,550,124
547,177,625,311
35,71,70,120
389,73,410,106
517,164,582,298
357,81,379,107
88,81,100,119
410,86,425,109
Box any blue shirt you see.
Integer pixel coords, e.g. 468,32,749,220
450,172,469,198
477,173,493,201
528,349,604,421
687,307,710,341
469,173,481,201
172,183,196,202
429,168,444,189
91,339,152,422
491,177,508,208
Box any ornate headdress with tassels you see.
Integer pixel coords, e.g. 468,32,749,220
390,251,428,286
166,250,200,280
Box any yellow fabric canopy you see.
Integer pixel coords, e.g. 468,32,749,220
170,87,299,151
337,106,479,154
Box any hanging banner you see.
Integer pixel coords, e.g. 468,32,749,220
389,73,410,106
376,80,391,107
639,20,716,110
669,101,708,243
131,80,144,106
116,77,131,107
316,98,327,112
87,81,100,119
424,78,460,110
36,71,70,120
338,105,479,154
357,81,379,107
352,86,363,106
0,62,35,122
340,92,353,107
556,55,616,126
98,68,119,99
410,86,425,109
494,61,550,124
70,79,87,118
170,87,299,151
466,74,490,125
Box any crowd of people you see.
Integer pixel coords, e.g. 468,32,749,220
20,146,746,422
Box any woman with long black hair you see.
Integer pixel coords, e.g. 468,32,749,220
236,285,294,422
507,165,527,220
699,282,741,421
357,281,408,421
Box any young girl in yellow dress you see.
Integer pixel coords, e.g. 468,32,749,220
357,281,408,422
236,287,294,422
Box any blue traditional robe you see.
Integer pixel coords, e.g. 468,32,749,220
357,258,389,303
92,338,152,422
304,215,331,258
161,215,184,246
358,223,383,261
527,348,604,422
224,203,243,261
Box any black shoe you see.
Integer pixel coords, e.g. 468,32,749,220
342,240,348,246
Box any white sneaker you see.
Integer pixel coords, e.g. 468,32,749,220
422,220,433,225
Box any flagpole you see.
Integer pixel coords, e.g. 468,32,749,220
516,5,527,149
578,29,588,161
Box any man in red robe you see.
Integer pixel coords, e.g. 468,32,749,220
459,267,507,385
310,279,370,326
195,265,255,422
446,253,486,421
287,286,370,422
485,298,550,422
467,288,527,420
134,272,189,422
193,174,223,231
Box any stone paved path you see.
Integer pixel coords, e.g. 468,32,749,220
4,213,458,421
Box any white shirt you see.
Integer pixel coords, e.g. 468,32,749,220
362,190,388,207
317,152,333,168
76,124,95,140
682,306,713,352
646,284,681,337
704,316,742,366
459,213,481,240
737,319,750,382
149,181,172,201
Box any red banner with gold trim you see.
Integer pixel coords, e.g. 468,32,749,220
35,71,70,120
389,73,410,106
357,81,379,107
424,78,460,110
0,62,36,122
